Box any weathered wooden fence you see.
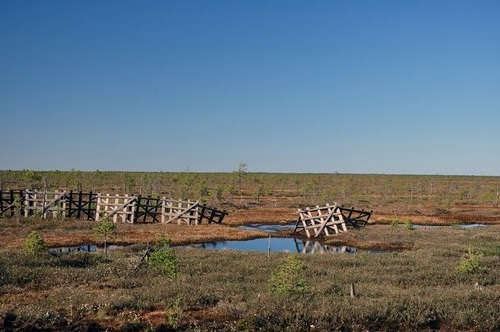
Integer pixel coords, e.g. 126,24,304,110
294,203,372,238
0,190,24,217
0,190,227,224
338,206,372,228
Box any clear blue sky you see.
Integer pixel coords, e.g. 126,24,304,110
1,1,499,175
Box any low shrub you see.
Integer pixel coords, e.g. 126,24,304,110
148,238,178,278
403,219,414,231
456,246,484,276
23,231,46,256
269,255,308,295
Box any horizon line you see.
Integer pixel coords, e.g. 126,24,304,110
1,169,499,178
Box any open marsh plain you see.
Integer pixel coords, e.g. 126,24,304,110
1,171,499,330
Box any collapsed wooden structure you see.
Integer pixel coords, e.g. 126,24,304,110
338,206,373,228
0,190,227,224
294,203,372,238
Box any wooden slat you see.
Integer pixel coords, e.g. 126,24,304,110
164,201,199,224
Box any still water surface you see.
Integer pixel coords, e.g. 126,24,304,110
180,237,358,254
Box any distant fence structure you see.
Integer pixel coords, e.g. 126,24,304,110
294,202,372,238
0,189,227,224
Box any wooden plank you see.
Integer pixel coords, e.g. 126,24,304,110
198,205,206,224
113,194,119,223
207,208,216,224
105,196,137,219
300,211,311,238
298,203,337,214
87,192,93,220
161,197,166,223
164,201,199,224
10,190,14,217
95,193,101,221
40,191,67,216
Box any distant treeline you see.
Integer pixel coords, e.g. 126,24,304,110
0,170,499,210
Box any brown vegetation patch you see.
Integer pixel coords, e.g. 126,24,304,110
373,212,500,225
225,207,296,224
0,218,268,249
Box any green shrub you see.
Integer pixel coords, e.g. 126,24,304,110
148,238,178,278
269,255,308,295
403,219,414,231
23,231,46,256
456,246,484,276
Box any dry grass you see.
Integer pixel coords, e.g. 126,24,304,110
325,224,500,251
0,225,499,331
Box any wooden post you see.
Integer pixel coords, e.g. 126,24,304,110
177,201,182,224
194,204,199,225
53,190,59,218
121,194,127,223
200,206,205,224
113,194,119,223
350,283,356,298
33,191,38,217
62,192,67,219
95,193,101,221
42,188,47,219
9,190,14,217
24,190,29,217
88,192,93,221
104,194,110,217
267,235,271,258
68,191,74,218
130,196,136,223
161,197,166,223
208,208,216,224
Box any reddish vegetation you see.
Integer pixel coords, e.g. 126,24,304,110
224,206,500,225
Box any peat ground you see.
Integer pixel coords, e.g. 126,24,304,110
0,216,499,330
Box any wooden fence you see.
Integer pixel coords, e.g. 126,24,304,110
0,190,227,224
294,203,372,238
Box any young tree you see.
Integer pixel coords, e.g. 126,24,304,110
255,184,265,204
94,218,117,257
212,184,225,202
197,181,209,202
237,162,247,204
